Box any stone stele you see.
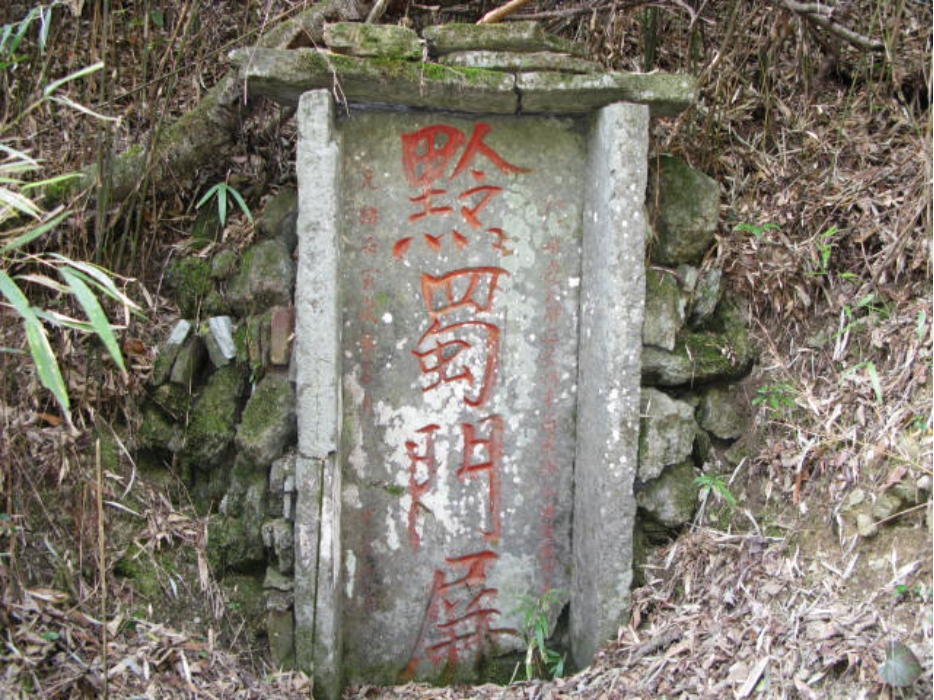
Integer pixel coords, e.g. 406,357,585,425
294,89,647,697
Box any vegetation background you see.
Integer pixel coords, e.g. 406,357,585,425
0,0,930,697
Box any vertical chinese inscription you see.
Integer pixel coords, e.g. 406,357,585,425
339,114,586,684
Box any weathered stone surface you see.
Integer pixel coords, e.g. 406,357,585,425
439,50,600,73
267,607,296,668
230,47,518,114
269,451,297,520
648,155,720,265
689,267,723,328
203,316,236,367
636,459,698,528
638,387,696,481
210,249,238,280
324,22,421,60
269,306,294,366
294,92,343,700
642,299,753,386
257,187,298,239
208,476,267,571
152,320,192,385
166,257,213,318
517,71,697,117
236,312,270,369
137,404,185,454
643,268,685,351
230,46,694,118
262,517,295,573
697,386,747,441
334,109,585,685
227,239,295,314
183,365,245,470
236,372,296,468
169,334,206,386
572,103,647,670
423,21,584,56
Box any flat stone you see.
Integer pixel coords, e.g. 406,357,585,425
227,239,295,314
183,365,245,470
236,372,296,468
638,387,696,481
203,316,237,367
643,268,685,351
642,299,753,387
169,334,206,386
648,155,720,265
152,320,192,385
438,50,600,73
517,71,697,116
423,21,584,56
324,22,421,60
269,306,294,366
696,386,747,441
636,459,699,528
689,267,723,328
230,47,518,114
257,187,298,239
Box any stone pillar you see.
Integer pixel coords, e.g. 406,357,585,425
293,89,343,700
571,102,648,667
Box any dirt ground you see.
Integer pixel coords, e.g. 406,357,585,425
0,1,930,698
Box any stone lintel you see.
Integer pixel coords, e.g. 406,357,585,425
423,21,585,57
230,47,518,114
323,22,422,60
438,49,601,74
518,71,697,117
232,47,695,117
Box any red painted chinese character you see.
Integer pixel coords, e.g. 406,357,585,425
401,551,515,679
459,416,504,544
412,319,501,408
450,123,531,180
405,424,441,550
401,125,467,188
458,185,502,229
420,267,508,319
359,206,380,225
408,189,454,222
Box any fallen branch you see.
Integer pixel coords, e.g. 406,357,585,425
67,0,368,206
771,0,884,52
478,0,537,24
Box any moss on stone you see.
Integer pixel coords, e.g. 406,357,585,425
166,257,214,319
183,364,245,471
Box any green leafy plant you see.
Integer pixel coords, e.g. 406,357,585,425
0,3,59,69
512,589,567,682
695,473,738,508
841,360,883,405
196,180,253,227
835,293,892,338
752,382,797,412
0,55,137,424
734,221,779,242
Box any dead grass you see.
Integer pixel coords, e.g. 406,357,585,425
0,0,930,698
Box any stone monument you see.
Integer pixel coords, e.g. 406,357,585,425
229,20,694,698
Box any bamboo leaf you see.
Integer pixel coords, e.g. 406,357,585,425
0,270,69,414
60,266,126,372
0,185,43,219
43,61,104,97
0,209,70,254
49,95,119,122
226,185,254,222
48,255,140,310
25,314,69,414
33,307,94,333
